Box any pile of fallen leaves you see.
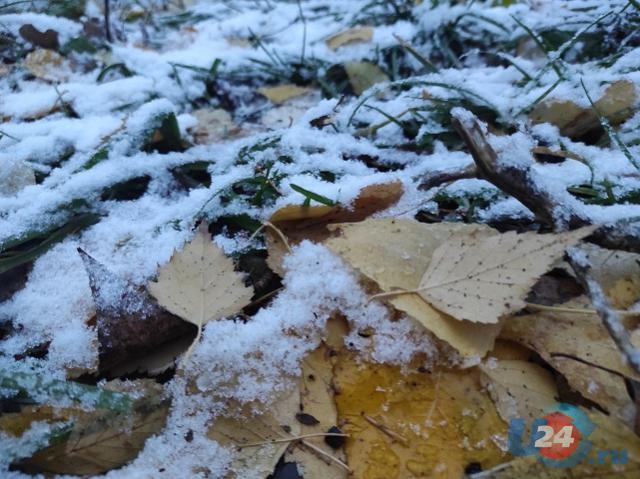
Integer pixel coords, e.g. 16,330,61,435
3,180,640,478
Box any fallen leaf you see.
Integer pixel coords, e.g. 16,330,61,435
325,219,502,358
15,389,168,476
500,310,640,381
285,345,348,479
480,358,640,475
24,49,67,81
190,108,240,144
417,228,593,323
19,24,59,50
258,85,311,104
480,359,557,423
148,222,254,346
267,181,403,275
79,249,195,373
334,353,509,479
326,26,374,50
207,390,300,478
549,355,634,426
0,160,35,197
530,80,637,140
344,61,389,96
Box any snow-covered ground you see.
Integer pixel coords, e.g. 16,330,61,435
1,0,640,477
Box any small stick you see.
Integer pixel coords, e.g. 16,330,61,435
238,432,348,448
300,439,351,472
364,415,408,444
525,302,640,317
567,248,640,375
104,0,112,42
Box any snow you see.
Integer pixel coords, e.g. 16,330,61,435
1,0,640,476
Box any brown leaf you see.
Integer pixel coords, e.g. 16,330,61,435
19,24,59,50
79,249,195,373
16,393,168,476
530,80,637,141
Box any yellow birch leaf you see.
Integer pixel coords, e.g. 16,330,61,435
148,222,254,347
325,219,502,358
417,228,594,323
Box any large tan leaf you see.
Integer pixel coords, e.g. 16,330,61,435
417,228,593,323
480,359,557,423
548,356,634,426
325,26,373,50
325,219,502,358
334,353,509,479
148,222,254,336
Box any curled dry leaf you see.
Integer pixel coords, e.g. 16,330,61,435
417,227,594,324
266,181,404,275
326,26,374,50
148,222,254,350
325,218,502,358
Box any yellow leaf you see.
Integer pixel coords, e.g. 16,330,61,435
325,26,374,50
344,61,389,96
530,80,637,140
148,222,254,343
258,85,311,104
334,353,509,479
325,219,502,358
417,228,593,323
549,356,634,426
480,359,557,422
266,181,403,275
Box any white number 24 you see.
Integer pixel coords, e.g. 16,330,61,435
534,425,575,448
